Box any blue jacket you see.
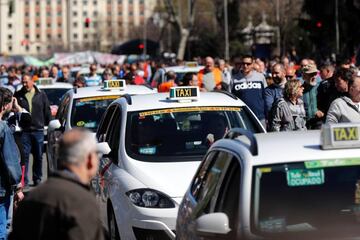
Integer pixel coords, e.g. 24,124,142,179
264,84,284,118
231,71,266,120
0,121,21,196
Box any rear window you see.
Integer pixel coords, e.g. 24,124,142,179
42,88,70,106
252,159,360,239
71,95,119,131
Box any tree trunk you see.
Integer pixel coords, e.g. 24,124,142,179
177,28,190,60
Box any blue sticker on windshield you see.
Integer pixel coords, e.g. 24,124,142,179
139,147,156,155
84,122,96,128
76,102,86,107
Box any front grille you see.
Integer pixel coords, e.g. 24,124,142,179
132,227,173,240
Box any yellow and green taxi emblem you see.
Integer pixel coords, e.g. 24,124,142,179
169,86,199,101
103,79,126,90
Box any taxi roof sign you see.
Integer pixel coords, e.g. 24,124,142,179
321,123,360,149
184,61,198,67
102,79,126,91
169,86,199,102
36,78,54,86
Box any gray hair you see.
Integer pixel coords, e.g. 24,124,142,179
57,128,97,168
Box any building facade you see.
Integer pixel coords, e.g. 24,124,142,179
0,0,156,56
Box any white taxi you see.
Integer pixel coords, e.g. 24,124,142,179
35,78,73,116
46,80,157,172
95,87,266,240
177,123,360,240
150,62,204,88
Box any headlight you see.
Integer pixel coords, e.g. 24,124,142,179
126,189,175,208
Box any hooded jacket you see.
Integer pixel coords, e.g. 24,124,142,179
326,96,360,123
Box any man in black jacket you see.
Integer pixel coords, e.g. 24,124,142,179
14,72,51,186
10,128,107,240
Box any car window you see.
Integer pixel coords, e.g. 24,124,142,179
192,151,233,217
106,108,121,162
252,161,360,239
191,151,217,198
71,95,119,131
125,106,263,162
42,88,70,106
56,94,70,124
97,105,117,142
214,158,241,231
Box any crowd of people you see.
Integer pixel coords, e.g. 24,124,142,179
0,53,359,239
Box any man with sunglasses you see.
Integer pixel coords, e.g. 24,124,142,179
231,55,267,127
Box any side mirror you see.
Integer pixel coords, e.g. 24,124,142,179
97,142,111,156
48,119,62,131
196,212,231,235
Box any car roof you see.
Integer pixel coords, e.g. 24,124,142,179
118,91,246,112
229,131,360,166
70,85,157,99
37,82,73,89
163,66,204,73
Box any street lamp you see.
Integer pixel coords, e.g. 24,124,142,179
224,0,229,61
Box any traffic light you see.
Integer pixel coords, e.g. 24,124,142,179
84,18,90,28
138,43,144,49
316,21,322,28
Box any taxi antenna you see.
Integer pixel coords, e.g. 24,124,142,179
224,128,258,156
123,94,132,105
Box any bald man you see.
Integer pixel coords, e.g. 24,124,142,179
197,56,224,91
10,128,106,240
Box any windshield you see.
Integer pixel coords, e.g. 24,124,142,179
125,106,263,162
71,95,119,131
42,88,70,106
252,159,360,239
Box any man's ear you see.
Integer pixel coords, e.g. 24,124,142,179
86,152,95,170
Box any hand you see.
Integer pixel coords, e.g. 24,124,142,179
315,110,324,118
14,191,24,209
206,133,214,145
12,97,22,112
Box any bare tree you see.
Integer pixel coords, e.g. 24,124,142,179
163,0,197,60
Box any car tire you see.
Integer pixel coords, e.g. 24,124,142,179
108,203,121,240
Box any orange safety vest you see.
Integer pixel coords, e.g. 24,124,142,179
158,80,176,92
197,68,222,88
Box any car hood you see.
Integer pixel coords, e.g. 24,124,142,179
127,160,201,198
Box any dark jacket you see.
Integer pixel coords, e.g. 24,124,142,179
264,83,284,118
10,170,105,240
317,76,340,120
0,121,22,197
14,86,52,131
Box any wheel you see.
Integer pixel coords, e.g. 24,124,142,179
108,203,121,240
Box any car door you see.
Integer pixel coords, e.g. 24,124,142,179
95,105,121,200
178,149,241,240
47,94,70,171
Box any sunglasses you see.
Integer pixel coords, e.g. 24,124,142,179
242,62,252,66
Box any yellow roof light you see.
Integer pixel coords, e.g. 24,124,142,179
321,123,360,149
169,86,199,102
184,61,198,67
102,79,126,91
36,78,54,86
